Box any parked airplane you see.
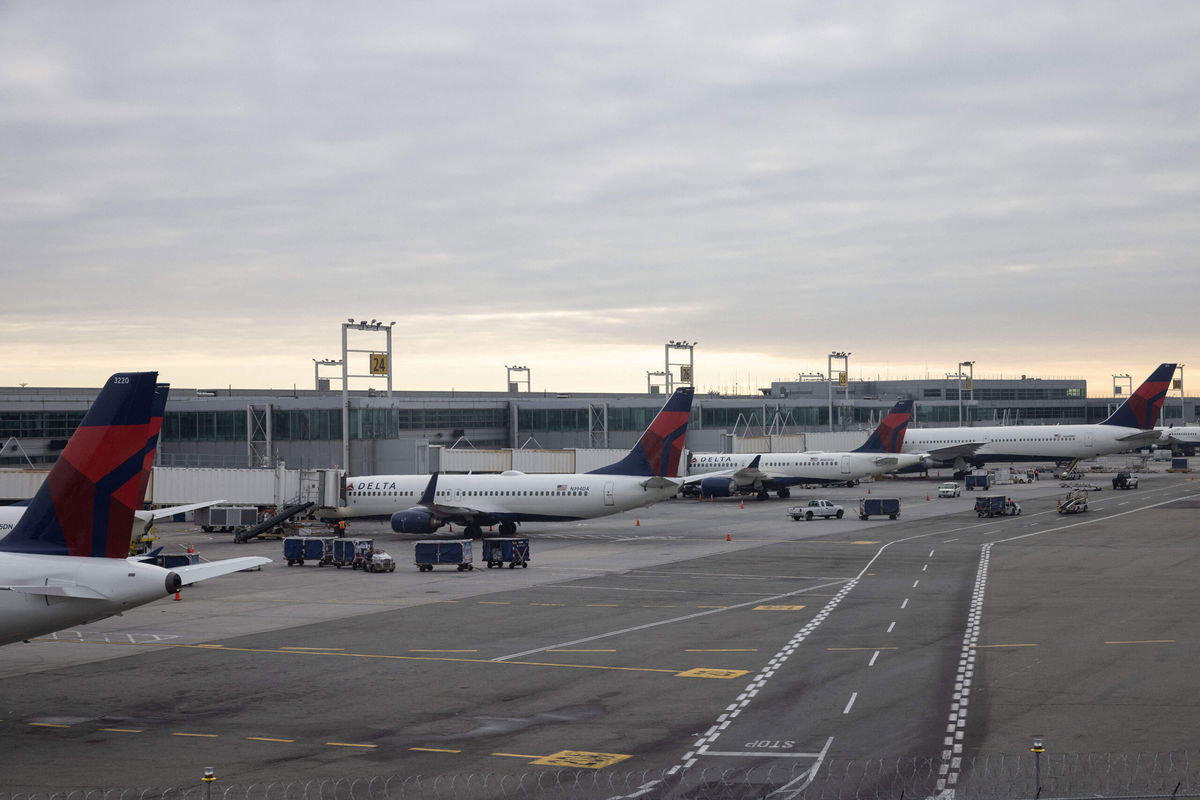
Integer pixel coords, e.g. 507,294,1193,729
337,387,694,536
0,372,269,648
1155,425,1199,456
899,363,1177,473
683,399,925,500
0,382,220,537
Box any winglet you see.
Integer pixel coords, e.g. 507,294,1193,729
0,372,159,557
1101,363,1177,429
854,399,914,453
418,473,440,506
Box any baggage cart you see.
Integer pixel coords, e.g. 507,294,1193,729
964,474,991,491
858,497,900,520
414,539,474,572
283,536,335,567
974,494,1020,517
332,537,376,569
483,537,530,569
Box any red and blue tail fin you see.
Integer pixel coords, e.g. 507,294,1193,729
588,387,694,477
854,399,914,453
0,372,159,557
1101,363,1176,429
133,383,170,505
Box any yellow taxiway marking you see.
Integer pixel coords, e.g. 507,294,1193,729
247,736,295,743
45,640,719,676
409,649,478,653
686,649,758,652
755,605,807,611
281,647,345,651
493,752,544,759
29,723,71,728
827,647,899,651
411,747,461,753
640,605,677,608
676,668,750,679
533,750,633,769
327,742,377,748
1105,640,1175,645
172,732,218,738
972,644,1039,648
587,604,619,607
100,728,142,733
479,601,511,605
530,603,566,607
195,644,225,648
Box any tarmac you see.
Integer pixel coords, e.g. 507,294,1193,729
1,462,1198,795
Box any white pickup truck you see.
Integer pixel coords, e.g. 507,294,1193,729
788,500,845,520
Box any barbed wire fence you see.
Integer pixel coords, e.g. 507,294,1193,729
4,752,1200,800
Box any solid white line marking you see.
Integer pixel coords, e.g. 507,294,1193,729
869,650,880,666
763,737,834,799
493,579,849,661
843,692,858,714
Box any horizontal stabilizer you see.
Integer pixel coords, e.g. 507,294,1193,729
1116,430,1163,444
871,456,899,468
3,583,109,600
173,557,271,584
144,500,226,520
641,476,682,490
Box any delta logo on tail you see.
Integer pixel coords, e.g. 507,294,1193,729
854,399,914,454
1101,363,1177,430
588,387,695,477
0,373,158,558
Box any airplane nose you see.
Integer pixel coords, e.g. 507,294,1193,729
164,572,182,594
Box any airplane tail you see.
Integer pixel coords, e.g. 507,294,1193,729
853,399,914,453
133,383,170,505
0,372,159,557
587,387,695,477
1100,363,1177,429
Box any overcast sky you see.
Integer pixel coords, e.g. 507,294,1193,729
2,1,1198,395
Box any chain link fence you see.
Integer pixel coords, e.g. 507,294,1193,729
4,752,1200,800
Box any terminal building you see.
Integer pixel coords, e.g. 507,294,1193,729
1,374,1193,475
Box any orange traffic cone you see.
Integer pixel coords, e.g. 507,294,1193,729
173,591,181,601
709,496,714,502
726,532,731,542
867,488,872,494
635,519,640,526
739,500,744,509
925,495,930,501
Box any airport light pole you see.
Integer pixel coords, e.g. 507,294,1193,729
1178,364,1186,425
1030,736,1045,797
313,358,342,391
1111,373,1132,397
665,340,697,394
340,319,395,474
505,365,531,393
827,352,850,431
958,361,975,426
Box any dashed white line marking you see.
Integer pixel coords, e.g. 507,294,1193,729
922,564,928,572
928,549,936,558
869,650,880,666
913,580,920,588
944,538,959,542
887,621,896,633
901,598,909,609
843,692,858,714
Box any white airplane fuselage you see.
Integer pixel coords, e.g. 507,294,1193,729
0,553,179,646
340,471,680,523
900,423,1158,463
687,451,926,483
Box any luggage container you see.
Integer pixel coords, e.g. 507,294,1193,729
974,494,1020,517
858,497,900,520
1169,457,1191,472
283,536,335,566
196,505,259,533
332,537,376,569
482,537,530,569
964,474,991,491
414,540,474,572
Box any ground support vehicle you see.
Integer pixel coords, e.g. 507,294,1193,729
1112,472,1139,489
483,537,530,568
283,536,335,567
1058,491,1089,514
974,495,1021,517
937,482,961,498
364,549,396,573
787,500,845,521
415,540,474,572
964,474,991,491
332,537,380,569
858,497,900,520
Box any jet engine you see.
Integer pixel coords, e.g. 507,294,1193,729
699,477,738,498
390,509,444,534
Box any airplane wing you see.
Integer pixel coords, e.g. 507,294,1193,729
921,442,988,461
1115,430,1164,445
173,556,271,584
140,500,226,521
682,456,766,488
